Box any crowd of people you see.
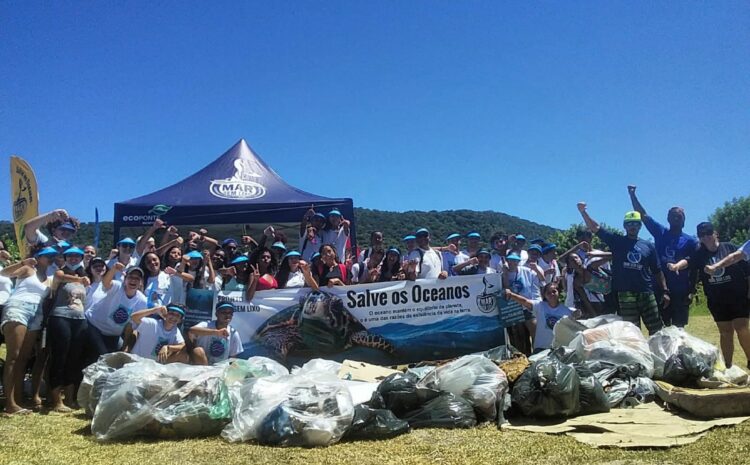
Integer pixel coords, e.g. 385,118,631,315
1,186,749,416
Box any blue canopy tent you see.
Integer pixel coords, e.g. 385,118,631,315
113,139,355,250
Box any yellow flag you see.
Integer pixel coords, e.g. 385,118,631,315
10,156,39,258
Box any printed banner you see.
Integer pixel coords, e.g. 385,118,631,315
185,274,506,365
10,156,39,258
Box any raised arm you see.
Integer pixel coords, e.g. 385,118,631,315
503,289,534,310
627,185,648,217
103,262,125,290
23,209,68,243
131,305,167,325
136,218,165,257
577,202,600,234
300,207,315,237
300,261,320,292
0,257,36,279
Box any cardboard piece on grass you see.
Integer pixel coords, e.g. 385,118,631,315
338,360,400,383
503,403,749,448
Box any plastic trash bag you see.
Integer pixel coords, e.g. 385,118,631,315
604,376,655,408
291,358,343,376
78,352,141,417
552,314,622,348
573,364,610,414
512,358,581,418
400,393,477,429
417,355,508,422
699,365,750,388
91,357,232,441
648,326,723,380
222,370,354,447
344,405,410,440
570,320,654,377
368,372,440,417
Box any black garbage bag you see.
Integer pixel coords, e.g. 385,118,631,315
368,372,440,417
400,393,477,429
344,405,410,440
512,358,581,418
573,364,610,415
663,348,714,386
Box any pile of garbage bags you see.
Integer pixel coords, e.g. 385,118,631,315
79,316,744,446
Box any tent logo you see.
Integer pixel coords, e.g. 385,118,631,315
210,158,267,200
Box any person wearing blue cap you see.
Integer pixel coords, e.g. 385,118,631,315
107,237,139,281
628,185,699,327
322,209,351,263
379,248,405,282
453,248,497,276
438,233,467,277
503,252,542,354
47,246,91,412
351,248,385,283
538,244,560,284
277,251,306,288
0,247,56,414
218,255,251,292
129,304,187,363
23,209,79,248
402,234,418,258
489,231,509,273
85,262,148,359
138,251,174,307
189,302,243,365
300,207,325,262
578,201,667,335
405,228,447,280
508,234,529,264
462,232,482,259
245,247,279,302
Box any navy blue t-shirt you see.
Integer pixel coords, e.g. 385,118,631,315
643,216,699,295
597,229,661,293
688,242,749,304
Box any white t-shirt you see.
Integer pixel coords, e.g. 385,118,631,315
538,257,560,284
406,248,443,279
299,232,323,262
144,272,171,307
741,240,750,261
506,267,542,301
192,320,243,364
0,265,13,305
85,280,148,336
489,252,506,274
322,228,349,262
106,256,138,281
284,270,306,288
85,281,105,311
131,317,184,360
532,301,574,350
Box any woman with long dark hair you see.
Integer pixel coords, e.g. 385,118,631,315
301,244,349,290
139,252,172,307
276,251,306,289
245,247,279,301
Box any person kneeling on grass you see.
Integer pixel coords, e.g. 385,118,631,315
189,302,243,365
129,304,188,363
504,282,579,353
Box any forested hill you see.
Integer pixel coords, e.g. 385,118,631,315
0,208,557,254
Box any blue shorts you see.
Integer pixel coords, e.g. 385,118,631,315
1,299,43,334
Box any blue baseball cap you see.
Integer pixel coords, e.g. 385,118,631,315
230,255,249,265
387,247,401,255
415,228,430,236
166,305,186,317
55,240,71,249
402,235,416,242
515,235,527,242
63,247,84,256
271,241,287,251
222,238,238,247
117,237,137,246
311,252,321,260
328,209,342,217
528,244,543,254
466,232,481,239
185,250,203,260
507,253,522,261
476,248,491,257
216,302,236,313
445,233,461,241
58,222,77,231
284,250,302,259
312,212,326,220
542,244,557,254
36,247,58,257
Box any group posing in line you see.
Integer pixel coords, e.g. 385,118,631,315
1,186,749,415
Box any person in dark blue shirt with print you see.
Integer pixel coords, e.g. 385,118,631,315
578,202,668,335
627,185,699,327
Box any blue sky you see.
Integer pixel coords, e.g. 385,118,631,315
1,2,748,237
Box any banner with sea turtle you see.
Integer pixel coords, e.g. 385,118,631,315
185,274,505,366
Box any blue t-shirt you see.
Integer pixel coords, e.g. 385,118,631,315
597,229,661,293
643,216,698,294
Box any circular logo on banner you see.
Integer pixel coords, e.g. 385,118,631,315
209,338,226,357
476,293,497,314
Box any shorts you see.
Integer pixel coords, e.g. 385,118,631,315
708,299,750,323
0,299,43,335
524,308,535,321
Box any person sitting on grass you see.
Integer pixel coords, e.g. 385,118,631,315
189,302,243,365
504,282,578,353
129,304,188,363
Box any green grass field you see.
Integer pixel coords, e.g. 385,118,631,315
1,308,749,465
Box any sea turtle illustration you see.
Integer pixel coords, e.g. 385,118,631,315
148,204,172,216
256,291,395,358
